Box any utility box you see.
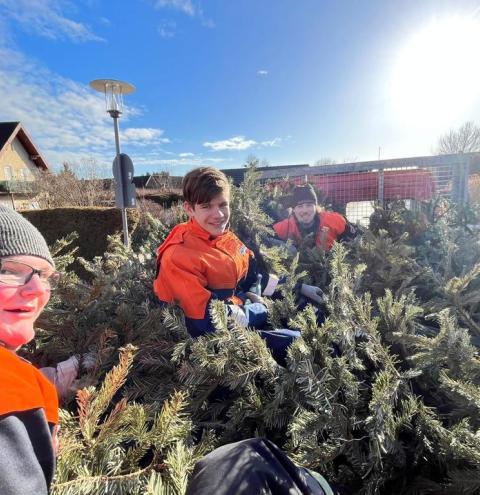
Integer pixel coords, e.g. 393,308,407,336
113,153,136,208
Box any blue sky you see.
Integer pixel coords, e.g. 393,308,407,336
1,0,479,177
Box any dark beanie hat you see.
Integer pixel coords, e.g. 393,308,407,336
0,206,54,266
292,184,317,206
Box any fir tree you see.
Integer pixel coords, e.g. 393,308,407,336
24,167,480,494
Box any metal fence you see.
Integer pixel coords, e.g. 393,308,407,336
261,152,479,226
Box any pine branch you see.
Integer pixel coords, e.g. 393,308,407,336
79,345,136,441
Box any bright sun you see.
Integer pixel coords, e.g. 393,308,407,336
390,16,480,126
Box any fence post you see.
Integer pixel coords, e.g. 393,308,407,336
453,156,470,206
462,156,470,205
377,169,385,207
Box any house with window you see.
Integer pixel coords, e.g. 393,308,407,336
0,122,49,208
133,172,183,190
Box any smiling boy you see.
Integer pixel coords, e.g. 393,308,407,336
153,167,299,364
273,184,358,251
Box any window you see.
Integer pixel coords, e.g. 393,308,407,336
4,166,12,181
18,168,27,181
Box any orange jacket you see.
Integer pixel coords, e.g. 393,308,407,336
0,346,58,424
154,218,254,326
0,346,59,493
273,211,346,251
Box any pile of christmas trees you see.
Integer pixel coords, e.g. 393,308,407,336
29,167,480,494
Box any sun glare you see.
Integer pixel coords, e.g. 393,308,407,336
389,16,480,126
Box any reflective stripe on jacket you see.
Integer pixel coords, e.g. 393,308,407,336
273,211,346,251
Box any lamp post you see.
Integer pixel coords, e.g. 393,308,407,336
89,78,136,247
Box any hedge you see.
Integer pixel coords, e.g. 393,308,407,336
22,207,140,262
142,191,183,208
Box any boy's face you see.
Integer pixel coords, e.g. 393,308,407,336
184,191,231,237
0,255,52,350
293,201,316,226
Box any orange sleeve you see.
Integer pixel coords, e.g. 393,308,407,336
154,245,212,319
324,211,346,236
272,219,287,240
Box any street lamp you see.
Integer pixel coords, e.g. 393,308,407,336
90,78,136,247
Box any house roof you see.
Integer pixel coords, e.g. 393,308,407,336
0,122,49,171
133,174,183,189
222,164,309,186
132,175,150,188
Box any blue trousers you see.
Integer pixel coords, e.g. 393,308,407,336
258,328,300,366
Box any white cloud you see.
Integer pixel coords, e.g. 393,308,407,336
123,127,170,144
153,0,195,16
0,47,168,169
257,70,268,76
179,152,194,157
203,136,257,151
152,0,214,28
0,0,104,43
260,137,281,147
158,19,176,38
203,135,282,151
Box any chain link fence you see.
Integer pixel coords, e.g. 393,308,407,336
261,153,479,226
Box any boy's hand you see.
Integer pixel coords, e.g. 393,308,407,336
228,302,267,328
245,291,264,304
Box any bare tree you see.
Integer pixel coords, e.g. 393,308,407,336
314,157,337,166
33,159,114,208
436,121,480,154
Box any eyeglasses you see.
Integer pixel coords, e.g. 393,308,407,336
0,259,61,289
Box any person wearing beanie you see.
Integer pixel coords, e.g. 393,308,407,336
0,206,72,495
271,185,359,305
273,184,358,253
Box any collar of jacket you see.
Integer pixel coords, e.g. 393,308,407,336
157,218,233,261
187,217,230,243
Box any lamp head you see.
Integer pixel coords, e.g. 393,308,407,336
89,79,135,116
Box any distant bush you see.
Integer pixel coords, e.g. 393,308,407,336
33,161,114,208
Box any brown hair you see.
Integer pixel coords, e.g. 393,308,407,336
182,167,230,205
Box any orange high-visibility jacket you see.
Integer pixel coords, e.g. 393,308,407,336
154,218,263,335
0,346,58,423
0,345,59,494
273,211,347,251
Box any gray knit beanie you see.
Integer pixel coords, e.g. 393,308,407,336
0,206,54,266
292,184,317,206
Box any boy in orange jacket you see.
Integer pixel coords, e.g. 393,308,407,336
153,167,300,365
